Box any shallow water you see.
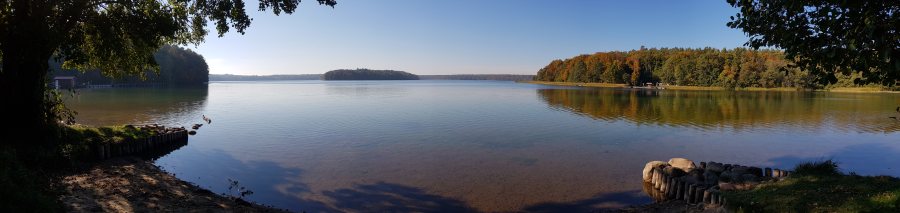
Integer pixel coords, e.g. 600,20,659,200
65,80,900,212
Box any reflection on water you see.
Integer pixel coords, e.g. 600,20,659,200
538,88,900,133
65,86,208,126
66,81,900,212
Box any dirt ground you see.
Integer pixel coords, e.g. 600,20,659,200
59,157,287,213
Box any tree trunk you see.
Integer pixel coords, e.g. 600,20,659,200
0,0,57,148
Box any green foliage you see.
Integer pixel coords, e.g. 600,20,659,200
418,74,535,81
323,69,419,80
793,160,841,177
0,0,338,150
51,45,209,85
210,74,323,81
727,0,900,86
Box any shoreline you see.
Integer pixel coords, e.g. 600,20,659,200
519,81,900,93
60,157,287,212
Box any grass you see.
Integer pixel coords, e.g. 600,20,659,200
0,124,157,211
57,125,156,160
723,160,900,212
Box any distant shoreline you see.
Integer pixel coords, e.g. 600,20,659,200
209,74,535,81
520,81,900,94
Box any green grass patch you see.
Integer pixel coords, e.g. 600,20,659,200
724,161,900,212
58,125,156,161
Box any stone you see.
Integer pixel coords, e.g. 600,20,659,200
706,162,725,174
741,174,759,182
679,175,701,185
688,170,704,182
718,182,736,191
732,166,752,175
703,171,719,185
664,166,687,177
643,161,669,182
749,167,764,176
668,158,697,173
719,171,738,183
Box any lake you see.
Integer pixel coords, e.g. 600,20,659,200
65,80,900,212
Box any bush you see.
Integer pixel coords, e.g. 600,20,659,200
793,159,841,177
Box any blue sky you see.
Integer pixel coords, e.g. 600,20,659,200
189,0,750,75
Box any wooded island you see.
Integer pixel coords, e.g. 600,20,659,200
323,69,419,80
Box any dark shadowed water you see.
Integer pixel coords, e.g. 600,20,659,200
65,80,900,212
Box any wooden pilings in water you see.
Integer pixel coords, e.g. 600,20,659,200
93,129,189,161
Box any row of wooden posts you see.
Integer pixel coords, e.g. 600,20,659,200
94,130,189,160
646,162,792,206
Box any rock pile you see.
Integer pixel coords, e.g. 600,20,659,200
642,158,792,206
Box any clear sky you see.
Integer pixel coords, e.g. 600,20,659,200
189,0,750,75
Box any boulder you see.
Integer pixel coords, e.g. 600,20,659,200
718,182,736,191
741,174,759,182
643,161,669,182
679,175,701,185
719,171,737,183
706,162,725,174
668,158,697,173
703,171,719,185
664,166,687,177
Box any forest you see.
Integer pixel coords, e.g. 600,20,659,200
419,74,535,81
323,69,419,80
209,74,322,81
51,45,209,86
534,47,879,89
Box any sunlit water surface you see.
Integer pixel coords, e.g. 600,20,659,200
65,80,900,212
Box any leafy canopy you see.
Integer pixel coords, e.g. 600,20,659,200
726,0,900,85
0,0,336,78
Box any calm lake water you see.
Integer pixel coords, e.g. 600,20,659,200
65,80,900,212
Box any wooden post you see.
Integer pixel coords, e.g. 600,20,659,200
652,169,659,188
703,189,712,204
656,170,664,189
684,184,696,203
675,180,684,200
660,173,668,193
693,186,703,203
666,177,675,198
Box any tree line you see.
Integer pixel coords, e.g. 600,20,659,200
534,47,885,89
323,69,419,80
419,74,535,81
51,45,209,86
209,74,322,81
